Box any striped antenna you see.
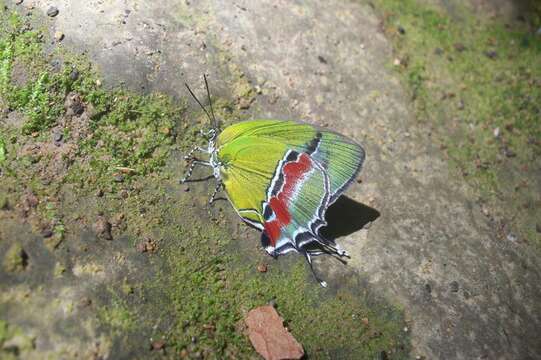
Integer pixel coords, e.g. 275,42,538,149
203,74,218,130
184,79,215,129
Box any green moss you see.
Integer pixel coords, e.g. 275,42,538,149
3,242,27,273
98,294,137,336
0,320,34,359
53,262,66,277
0,7,185,191
79,91,181,176
372,0,541,247
0,320,7,345
135,200,410,358
0,19,65,134
0,135,6,164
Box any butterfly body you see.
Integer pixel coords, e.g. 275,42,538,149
182,79,365,286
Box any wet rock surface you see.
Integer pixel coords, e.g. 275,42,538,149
1,0,541,359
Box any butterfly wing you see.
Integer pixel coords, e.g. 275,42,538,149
217,120,365,256
218,120,365,203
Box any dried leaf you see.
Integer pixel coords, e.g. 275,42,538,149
245,305,304,360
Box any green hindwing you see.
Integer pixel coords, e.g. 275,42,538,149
216,119,365,226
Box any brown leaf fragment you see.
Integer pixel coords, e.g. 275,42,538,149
245,305,304,360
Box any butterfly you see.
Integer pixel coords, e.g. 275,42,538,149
181,76,365,287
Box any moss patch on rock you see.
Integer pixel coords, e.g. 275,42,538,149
372,0,541,248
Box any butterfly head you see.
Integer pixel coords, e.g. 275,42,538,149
183,75,223,188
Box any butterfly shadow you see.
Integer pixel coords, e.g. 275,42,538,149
320,195,380,241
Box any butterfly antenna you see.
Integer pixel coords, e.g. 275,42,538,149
203,74,218,130
185,81,214,128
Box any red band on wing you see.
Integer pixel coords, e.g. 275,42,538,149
279,153,312,200
263,153,314,247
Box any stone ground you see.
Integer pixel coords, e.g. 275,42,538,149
1,0,541,359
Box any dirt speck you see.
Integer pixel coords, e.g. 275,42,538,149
150,340,165,351
136,238,157,253
93,216,112,240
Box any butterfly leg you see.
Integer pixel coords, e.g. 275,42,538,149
308,235,350,259
208,180,223,204
184,145,209,161
302,251,327,288
180,159,212,183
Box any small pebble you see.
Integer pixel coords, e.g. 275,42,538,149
41,229,54,238
449,281,459,292
423,283,432,301
50,59,61,72
484,50,498,59
53,132,63,142
257,263,267,273
78,297,92,308
506,232,517,242
453,43,466,52
238,97,251,110
114,174,124,183
23,192,39,209
151,340,165,351
54,31,64,42
70,100,85,116
503,146,516,158
69,69,79,81
136,242,147,253
47,6,59,17
93,216,112,240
